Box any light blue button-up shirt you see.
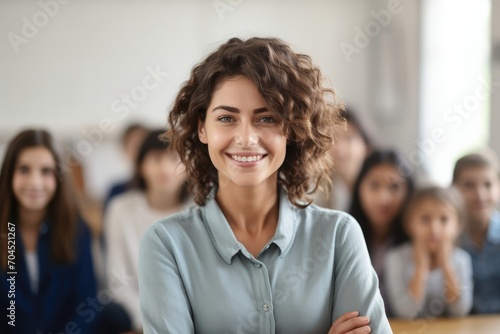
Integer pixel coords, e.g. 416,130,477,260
139,189,392,333
459,209,500,314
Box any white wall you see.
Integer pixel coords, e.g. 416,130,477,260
0,0,373,136
492,0,500,154
1,0,379,198
4,0,491,198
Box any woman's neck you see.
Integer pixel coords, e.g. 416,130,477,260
216,178,279,236
18,208,45,231
146,189,182,213
372,226,391,245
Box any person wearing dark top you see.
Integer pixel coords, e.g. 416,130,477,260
0,129,98,333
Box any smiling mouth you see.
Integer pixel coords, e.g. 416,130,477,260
227,154,266,162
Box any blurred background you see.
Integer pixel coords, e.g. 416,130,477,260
0,0,498,231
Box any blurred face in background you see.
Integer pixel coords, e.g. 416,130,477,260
359,163,408,234
407,199,460,253
12,147,57,214
124,128,148,162
141,149,187,197
455,166,500,227
331,124,369,188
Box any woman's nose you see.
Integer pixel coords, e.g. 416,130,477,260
234,123,258,146
27,170,43,187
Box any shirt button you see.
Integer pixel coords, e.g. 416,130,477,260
263,303,270,312
255,263,262,269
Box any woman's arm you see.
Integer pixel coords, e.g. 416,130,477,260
331,215,392,333
138,223,193,334
328,311,371,334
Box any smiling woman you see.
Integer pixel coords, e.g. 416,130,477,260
198,76,287,192
0,129,97,333
138,37,393,334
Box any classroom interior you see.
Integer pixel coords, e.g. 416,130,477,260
1,0,500,333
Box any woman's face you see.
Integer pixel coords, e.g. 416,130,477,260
12,147,57,213
141,150,187,196
407,199,460,253
359,163,408,230
198,76,287,189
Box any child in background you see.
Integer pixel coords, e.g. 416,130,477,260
385,186,473,318
453,150,500,314
104,129,190,332
315,107,374,211
0,129,97,333
349,149,414,314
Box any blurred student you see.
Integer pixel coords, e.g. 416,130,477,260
349,149,414,314
0,129,97,333
385,186,473,318
104,129,189,332
315,107,373,211
103,123,149,212
453,150,500,314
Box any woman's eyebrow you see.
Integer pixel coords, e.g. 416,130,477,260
212,105,269,113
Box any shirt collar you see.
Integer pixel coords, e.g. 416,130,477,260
487,209,500,244
203,187,297,264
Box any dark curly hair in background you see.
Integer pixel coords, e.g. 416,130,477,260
165,37,344,207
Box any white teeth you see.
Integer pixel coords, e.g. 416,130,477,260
231,155,263,162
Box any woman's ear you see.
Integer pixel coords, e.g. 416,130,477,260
198,120,208,144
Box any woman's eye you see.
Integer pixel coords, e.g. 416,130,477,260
259,116,275,123
441,216,449,225
17,166,29,174
41,167,54,176
389,183,400,192
218,116,233,123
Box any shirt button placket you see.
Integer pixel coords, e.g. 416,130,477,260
263,303,270,312
250,259,275,333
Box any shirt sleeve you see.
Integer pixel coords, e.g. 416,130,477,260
331,215,393,333
445,249,473,317
104,198,143,330
384,245,424,318
139,223,194,334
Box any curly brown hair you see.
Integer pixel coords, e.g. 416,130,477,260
165,37,344,207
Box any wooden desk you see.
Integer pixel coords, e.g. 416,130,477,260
389,315,500,334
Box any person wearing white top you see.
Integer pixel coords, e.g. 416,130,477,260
104,129,190,332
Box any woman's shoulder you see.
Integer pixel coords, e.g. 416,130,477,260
297,204,368,244
143,205,203,240
304,204,357,227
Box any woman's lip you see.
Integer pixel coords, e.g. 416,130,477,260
24,192,46,199
226,152,267,156
226,153,267,166
376,208,392,216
